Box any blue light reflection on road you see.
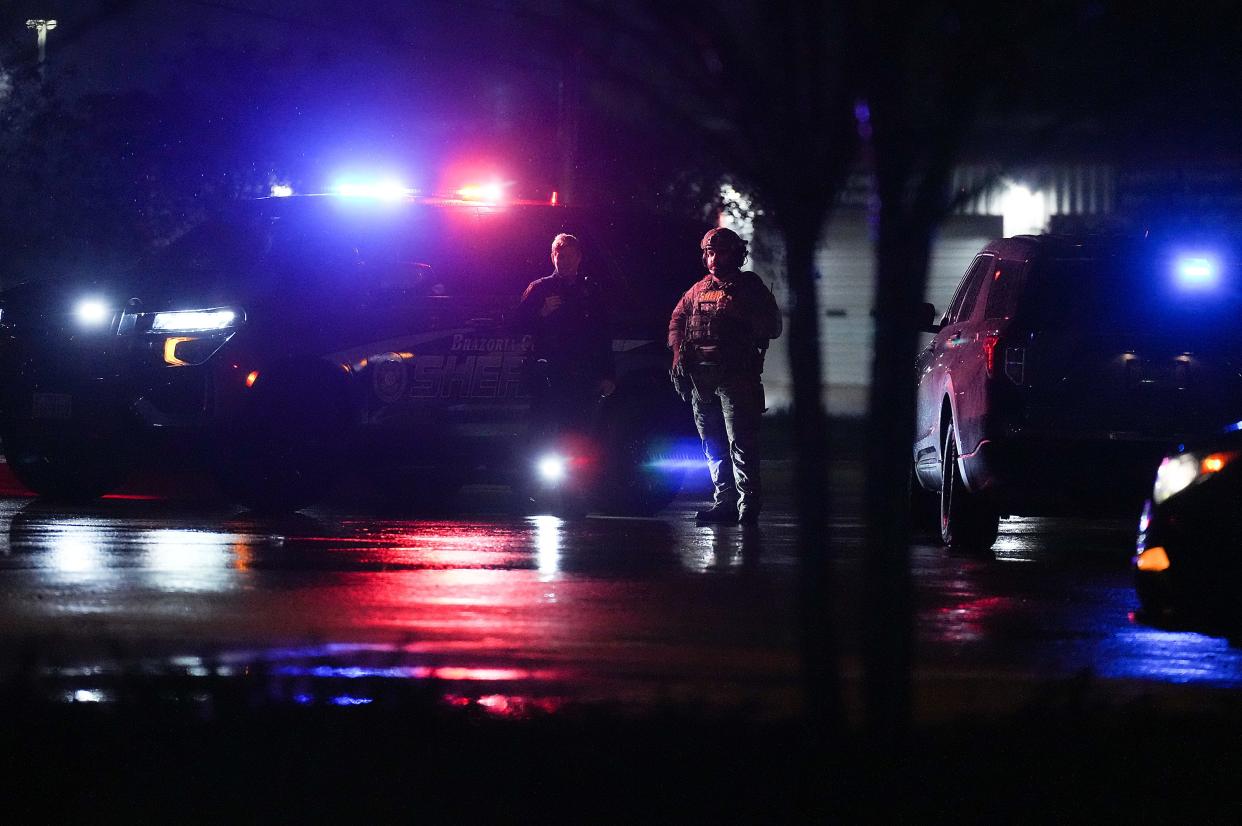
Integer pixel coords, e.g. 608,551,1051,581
919,526,1242,690
1098,621,1242,686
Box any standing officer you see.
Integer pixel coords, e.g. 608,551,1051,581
668,227,781,525
516,233,615,439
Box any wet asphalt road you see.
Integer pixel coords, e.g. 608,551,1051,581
1,467,1241,716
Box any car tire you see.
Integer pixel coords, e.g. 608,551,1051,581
212,361,349,513
908,460,940,539
939,421,999,552
1,422,128,502
217,438,341,514
593,402,685,517
369,469,465,515
525,487,591,519
1134,571,1176,623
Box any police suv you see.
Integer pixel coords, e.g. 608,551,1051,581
914,234,1242,551
0,190,701,513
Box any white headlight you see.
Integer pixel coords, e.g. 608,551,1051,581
1153,453,1202,504
75,299,111,327
151,309,239,332
537,454,568,485
1153,450,1239,504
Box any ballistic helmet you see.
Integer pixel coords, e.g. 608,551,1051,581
700,227,747,264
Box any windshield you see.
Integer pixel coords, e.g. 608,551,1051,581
144,203,611,300
1020,252,1242,336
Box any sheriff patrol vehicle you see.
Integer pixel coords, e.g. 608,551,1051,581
0,184,703,513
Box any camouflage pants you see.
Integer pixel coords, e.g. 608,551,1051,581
691,372,765,515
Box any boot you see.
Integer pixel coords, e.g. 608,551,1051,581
695,503,739,524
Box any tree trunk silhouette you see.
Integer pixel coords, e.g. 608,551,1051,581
863,206,934,744
782,209,841,743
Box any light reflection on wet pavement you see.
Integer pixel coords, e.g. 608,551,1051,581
2,494,1242,716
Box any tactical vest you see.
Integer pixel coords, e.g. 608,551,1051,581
685,282,761,372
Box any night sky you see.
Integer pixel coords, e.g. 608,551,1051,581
4,1,1242,272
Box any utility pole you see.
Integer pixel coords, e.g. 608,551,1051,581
26,19,58,80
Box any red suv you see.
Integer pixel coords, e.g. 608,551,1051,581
913,234,1242,550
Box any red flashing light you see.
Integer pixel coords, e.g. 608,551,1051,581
550,190,559,206
456,182,505,203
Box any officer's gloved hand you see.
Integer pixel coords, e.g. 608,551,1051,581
669,362,692,403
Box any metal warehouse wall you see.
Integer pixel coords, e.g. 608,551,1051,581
761,212,1001,416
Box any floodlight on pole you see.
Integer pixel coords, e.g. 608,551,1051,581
25,19,58,66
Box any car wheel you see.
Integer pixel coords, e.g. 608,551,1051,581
369,469,466,515
1,422,129,502
1134,570,1176,623
216,437,341,514
524,486,591,519
939,421,999,552
908,461,940,539
212,362,349,513
593,404,685,517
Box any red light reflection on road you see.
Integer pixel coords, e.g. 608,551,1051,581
432,666,558,681
291,524,531,570
929,595,1011,644
445,693,565,717
434,666,526,681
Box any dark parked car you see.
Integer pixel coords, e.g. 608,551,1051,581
913,234,1242,550
1134,422,1242,620
0,193,701,513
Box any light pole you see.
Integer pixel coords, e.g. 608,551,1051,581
25,19,58,79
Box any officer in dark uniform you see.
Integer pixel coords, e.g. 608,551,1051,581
669,227,782,525
516,233,615,439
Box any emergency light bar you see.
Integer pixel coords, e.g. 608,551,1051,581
332,180,415,200
455,182,506,203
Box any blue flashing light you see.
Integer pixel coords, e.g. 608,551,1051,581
1175,254,1220,289
270,184,294,197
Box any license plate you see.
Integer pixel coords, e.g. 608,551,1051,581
32,392,72,420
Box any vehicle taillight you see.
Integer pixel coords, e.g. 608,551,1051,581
982,334,1000,377
983,334,1026,385
1003,346,1026,385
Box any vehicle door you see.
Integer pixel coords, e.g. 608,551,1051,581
917,253,994,463
339,208,539,471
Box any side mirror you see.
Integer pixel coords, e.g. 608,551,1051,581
918,302,940,334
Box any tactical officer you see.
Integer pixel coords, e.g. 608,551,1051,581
669,227,781,524
516,233,615,439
